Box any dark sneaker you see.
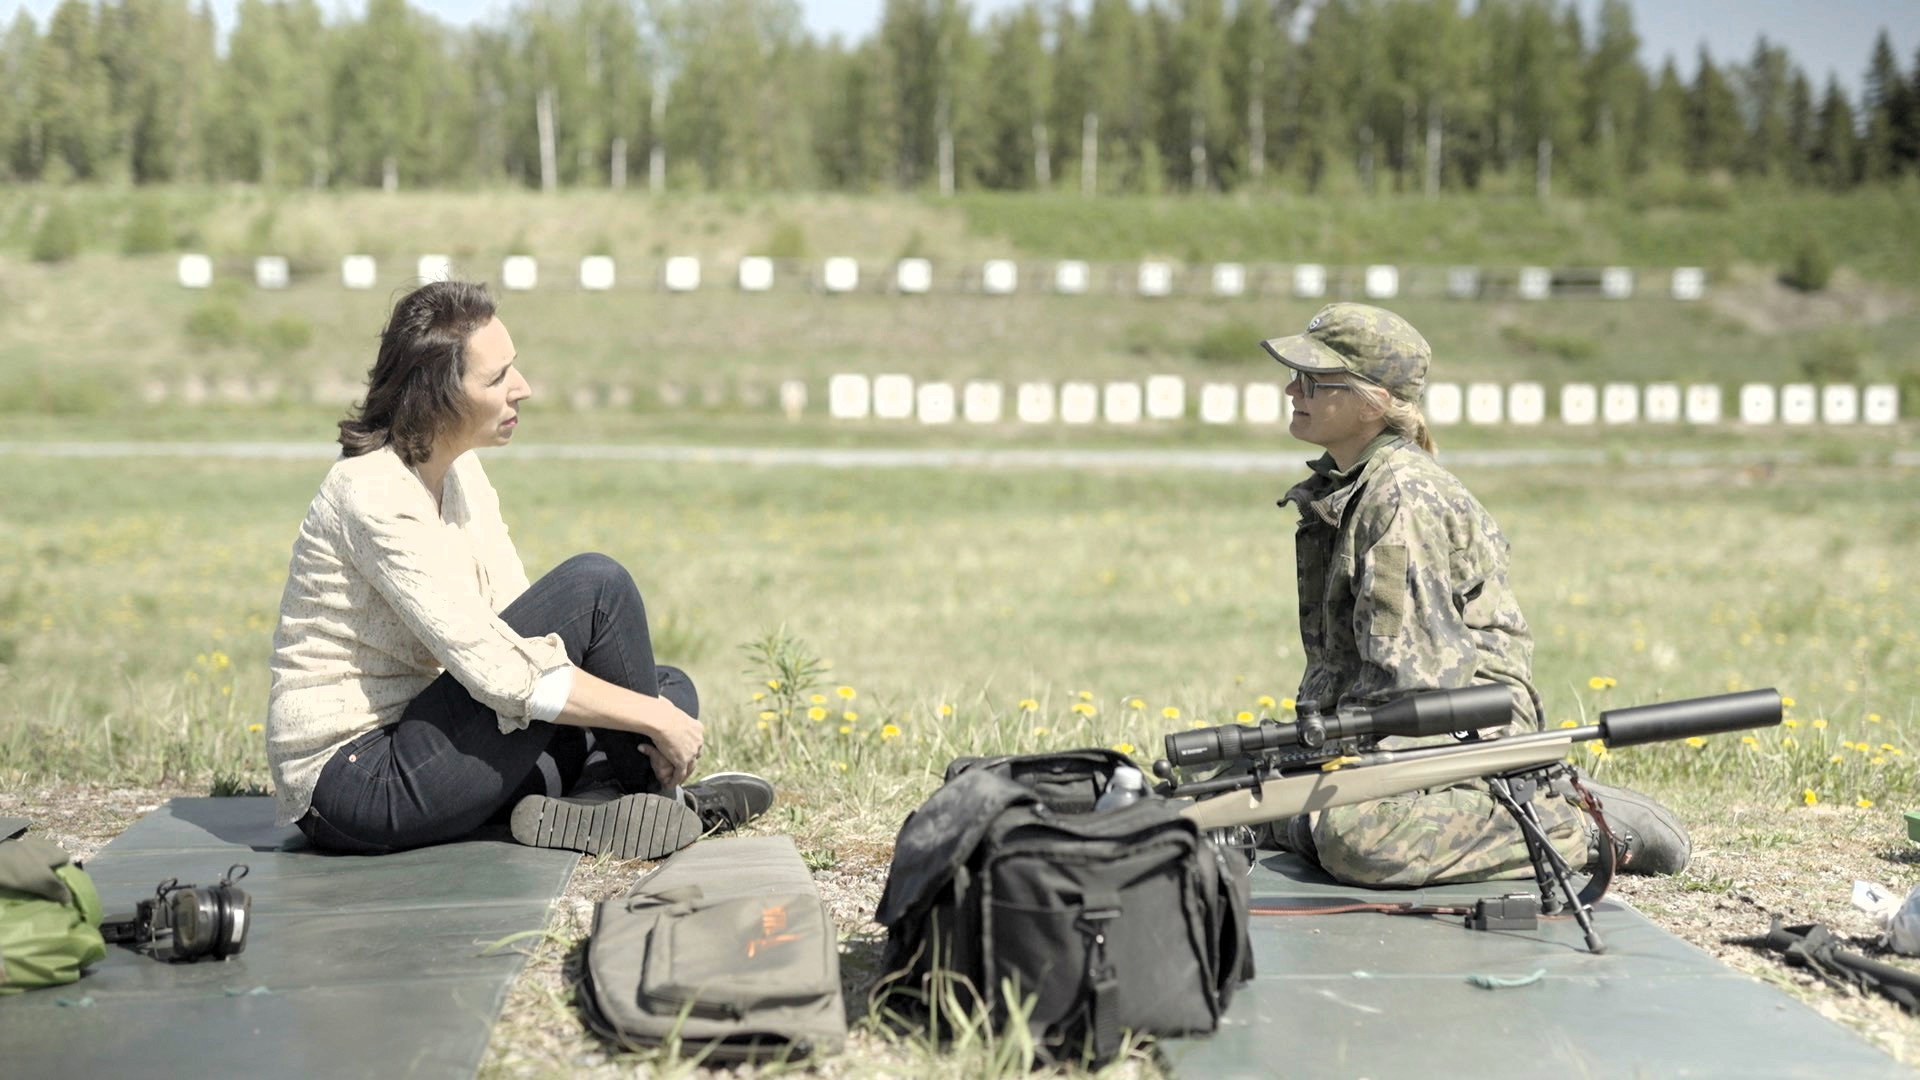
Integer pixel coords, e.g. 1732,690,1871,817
683,772,776,833
510,791,702,860
1583,780,1691,876
1285,814,1320,865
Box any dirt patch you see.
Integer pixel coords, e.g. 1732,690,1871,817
8,786,1919,1075
1705,265,1917,336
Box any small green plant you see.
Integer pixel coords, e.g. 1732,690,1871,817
764,220,807,259
1122,319,1176,357
1797,327,1868,382
209,772,271,797
29,203,83,263
1499,322,1598,363
1192,318,1266,365
254,313,314,358
1779,235,1835,293
122,198,174,255
740,627,828,750
184,301,247,347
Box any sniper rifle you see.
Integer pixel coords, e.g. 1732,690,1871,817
1150,684,1783,952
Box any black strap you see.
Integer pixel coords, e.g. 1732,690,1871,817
1751,919,1920,1013
1075,895,1123,1062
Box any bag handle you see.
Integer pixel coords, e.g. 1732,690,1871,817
1073,890,1123,1062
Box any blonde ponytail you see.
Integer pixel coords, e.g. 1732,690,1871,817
1358,384,1436,455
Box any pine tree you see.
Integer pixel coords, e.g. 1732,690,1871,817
1811,74,1855,190
1686,46,1741,175
0,12,36,180
33,0,114,180
1859,30,1904,180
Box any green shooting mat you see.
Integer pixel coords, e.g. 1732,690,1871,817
0,798,578,1078
1160,852,1908,1079
0,816,27,840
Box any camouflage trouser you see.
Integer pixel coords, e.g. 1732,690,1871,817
1307,780,1590,888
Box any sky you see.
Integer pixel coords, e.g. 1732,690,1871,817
2,0,1914,99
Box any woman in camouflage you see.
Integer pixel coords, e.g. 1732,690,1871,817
1260,302,1688,886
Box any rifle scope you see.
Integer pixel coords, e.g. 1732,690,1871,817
1163,683,1515,770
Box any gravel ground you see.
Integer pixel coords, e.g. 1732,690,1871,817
7,784,1918,1076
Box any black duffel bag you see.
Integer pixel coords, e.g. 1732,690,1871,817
874,749,1253,1064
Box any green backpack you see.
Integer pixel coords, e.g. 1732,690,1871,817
0,835,108,994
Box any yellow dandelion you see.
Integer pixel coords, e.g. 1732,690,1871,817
1128,697,1145,710
1857,797,1875,809
1190,719,1209,729
1782,736,1798,749
1071,702,1097,717
808,706,827,722
1587,676,1616,691
1560,720,1579,729
835,761,849,772
210,651,230,670
938,703,954,717
1077,690,1093,701
1033,727,1051,737
1587,743,1608,757
1812,717,1828,730
1020,698,1039,712
247,722,264,734
1872,756,1887,766
1685,736,1706,748
810,693,826,705
751,691,766,703
1781,696,1795,707
881,724,902,740
767,679,782,691
1867,713,1883,724
1111,742,1135,756
1830,754,1846,764
1257,695,1277,708
1162,706,1181,720
756,720,769,731
1884,746,1904,756
1782,717,1799,729
1741,735,1758,747
1281,698,1296,710
836,685,856,700
843,710,859,723
838,725,852,735
758,710,777,721
1802,788,1818,806
1236,711,1254,723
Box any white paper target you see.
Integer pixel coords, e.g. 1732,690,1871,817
1739,384,1777,424
963,381,1003,423
1644,383,1682,423
737,256,774,292
1103,382,1143,424
1864,384,1899,425
1137,261,1172,297
663,256,701,292
1293,264,1327,299
579,256,616,290
982,259,1018,295
177,254,213,288
1466,383,1504,424
502,255,539,291
1446,266,1479,299
822,257,859,293
1054,261,1089,295
873,374,914,419
1211,263,1246,297
1199,383,1238,424
1560,384,1598,425
1671,267,1705,300
1822,385,1858,425
1145,375,1186,420
1517,266,1551,300
1243,383,1284,424
827,374,870,420
1601,267,1634,299
1507,382,1546,425
341,255,377,290
1685,384,1723,424
1060,381,1099,424
1017,382,1056,423
417,255,452,284
254,256,289,290
917,382,956,424
1603,383,1640,423
1364,265,1399,299
895,258,932,295
1780,383,1817,425
1426,382,1464,425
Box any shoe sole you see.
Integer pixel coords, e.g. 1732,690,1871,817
509,792,702,860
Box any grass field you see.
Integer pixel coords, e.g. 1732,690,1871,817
3,448,1915,828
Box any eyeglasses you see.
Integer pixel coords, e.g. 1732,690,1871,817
1287,370,1357,399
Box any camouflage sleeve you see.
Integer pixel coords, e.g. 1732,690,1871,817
1345,478,1481,704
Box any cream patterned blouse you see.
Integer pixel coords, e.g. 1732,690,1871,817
264,446,567,826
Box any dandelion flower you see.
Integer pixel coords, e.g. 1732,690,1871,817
835,762,849,772
1257,695,1277,709
1077,690,1093,701
881,724,902,740
1587,743,1608,757
1020,698,1039,712
1587,676,1617,691
767,679,783,691
1782,717,1799,729
1868,713,1883,724
1235,711,1254,723
1883,745,1903,755
1281,698,1296,710
1684,736,1706,749
1812,717,1828,730
1128,697,1145,710
758,710,778,721
1190,719,1209,729
1857,797,1875,809
756,720,769,731
1741,735,1758,747
837,685,856,700
1872,756,1887,766
1162,706,1181,720
1782,736,1798,748
843,710,859,723
247,722,264,734
1802,788,1818,806
1033,727,1051,737
810,693,826,705
1071,702,1096,717
838,725,852,735
938,703,954,717
807,706,827,722
1560,720,1579,729
1111,742,1135,756
1830,754,1846,764
751,691,766,703
1781,696,1796,707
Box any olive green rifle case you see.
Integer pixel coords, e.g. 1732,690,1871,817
579,834,847,1063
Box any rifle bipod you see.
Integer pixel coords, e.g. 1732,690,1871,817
1482,764,1610,954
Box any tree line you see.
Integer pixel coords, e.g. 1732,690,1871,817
2,0,1917,197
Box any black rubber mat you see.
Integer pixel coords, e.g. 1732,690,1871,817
1159,852,1907,1078
0,798,577,1078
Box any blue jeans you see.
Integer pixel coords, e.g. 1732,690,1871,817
298,553,698,854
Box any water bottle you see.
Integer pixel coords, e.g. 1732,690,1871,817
1094,765,1146,812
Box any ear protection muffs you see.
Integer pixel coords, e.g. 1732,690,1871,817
100,863,251,962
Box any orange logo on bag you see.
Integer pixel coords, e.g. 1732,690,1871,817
747,902,803,958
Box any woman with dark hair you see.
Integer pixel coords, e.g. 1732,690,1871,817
266,280,772,857
1260,302,1688,886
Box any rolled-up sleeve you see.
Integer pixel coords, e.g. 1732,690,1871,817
327,480,568,731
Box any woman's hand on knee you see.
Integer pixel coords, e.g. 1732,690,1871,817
640,703,704,789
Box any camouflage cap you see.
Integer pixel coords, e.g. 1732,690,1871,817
1260,302,1431,402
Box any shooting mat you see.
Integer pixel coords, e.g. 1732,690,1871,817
1159,852,1906,1078
0,797,577,1078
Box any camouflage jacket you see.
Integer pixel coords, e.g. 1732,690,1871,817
1282,434,1542,734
